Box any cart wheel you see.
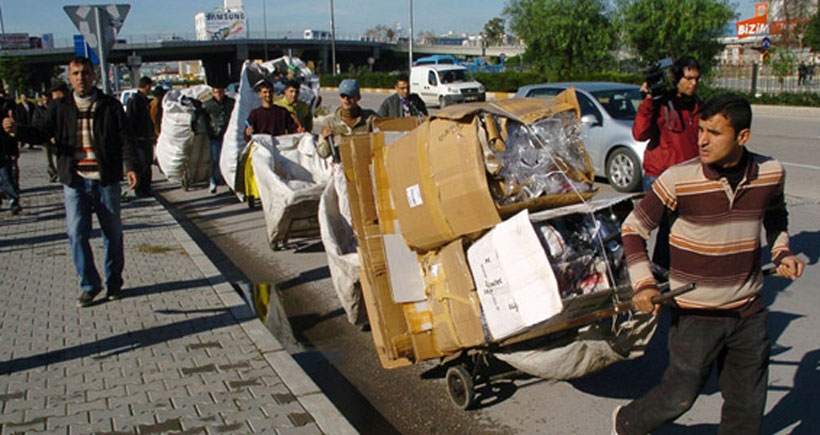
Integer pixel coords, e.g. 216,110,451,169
446,365,475,410
247,196,256,209
181,176,189,191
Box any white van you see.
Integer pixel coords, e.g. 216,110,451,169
304,29,331,40
409,64,485,108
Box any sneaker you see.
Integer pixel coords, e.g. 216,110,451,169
106,288,123,301
611,405,623,435
77,288,102,307
209,183,217,194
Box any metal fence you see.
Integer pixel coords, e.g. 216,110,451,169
711,63,819,95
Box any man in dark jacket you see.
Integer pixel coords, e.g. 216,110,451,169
3,56,138,307
0,94,22,215
377,73,428,118
631,55,701,270
127,76,155,197
202,86,235,193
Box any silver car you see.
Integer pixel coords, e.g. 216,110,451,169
514,82,647,192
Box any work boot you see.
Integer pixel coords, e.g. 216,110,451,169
77,288,102,307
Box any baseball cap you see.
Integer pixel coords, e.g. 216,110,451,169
253,78,273,91
338,79,360,97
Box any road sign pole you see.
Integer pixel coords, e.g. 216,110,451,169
94,7,110,94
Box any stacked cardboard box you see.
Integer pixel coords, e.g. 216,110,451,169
341,92,634,368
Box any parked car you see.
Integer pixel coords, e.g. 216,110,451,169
514,82,647,192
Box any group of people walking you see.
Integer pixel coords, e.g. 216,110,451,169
1,53,808,434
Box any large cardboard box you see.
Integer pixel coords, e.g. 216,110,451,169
385,91,597,252
467,210,564,341
419,238,487,353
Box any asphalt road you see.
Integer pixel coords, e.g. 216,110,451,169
155,93,820,434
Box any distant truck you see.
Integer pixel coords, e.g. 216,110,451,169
410,64,486,108
304,29,331,40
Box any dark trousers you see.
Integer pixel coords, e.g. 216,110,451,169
135,139,154,196
0,160,20,206
617,309,769,435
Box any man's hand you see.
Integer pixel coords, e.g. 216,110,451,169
126,171,138,190
3,110,17,136
776,255,805,280
244,126,253,137
320,126,332,140
632,287,661,316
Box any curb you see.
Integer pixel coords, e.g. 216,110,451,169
157,193,357,435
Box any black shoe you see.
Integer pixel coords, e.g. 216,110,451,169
10,204,22,215
77,288,102,307
106,288,123,301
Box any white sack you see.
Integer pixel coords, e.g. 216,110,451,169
318,167,365,325
248,133,331,248
221,57,320,198
494,313,657,380
156,85,213,182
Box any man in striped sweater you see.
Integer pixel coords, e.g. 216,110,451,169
612,94,804,434
3,57,138,307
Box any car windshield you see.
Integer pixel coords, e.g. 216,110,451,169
439,69,468,84
590,88,643,120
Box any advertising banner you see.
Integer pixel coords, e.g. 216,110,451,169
203,11,247,40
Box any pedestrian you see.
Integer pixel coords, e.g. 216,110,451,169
612,93,805,435
0,93,22,215
43,82,69,182
150,85,167,139
632,55,702,271
797,61,807,86
274,79,312,133
317,79,378,162
2,56,139,307
14,92,35,150
244,79,298,139
202,85,235,193
377,73,428,118
127,76,155,198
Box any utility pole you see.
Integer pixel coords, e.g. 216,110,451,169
330,0,336,76
409,0,414,71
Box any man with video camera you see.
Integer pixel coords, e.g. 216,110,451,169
632,55,702,270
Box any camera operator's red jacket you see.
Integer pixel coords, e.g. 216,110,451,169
632,94,700,178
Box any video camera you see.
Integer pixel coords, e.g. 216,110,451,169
643,57,674,100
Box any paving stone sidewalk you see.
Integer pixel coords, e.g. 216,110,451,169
0,149,355,434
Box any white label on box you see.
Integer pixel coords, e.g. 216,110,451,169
405,184,423,208
467,210,563,340
384,222,426,303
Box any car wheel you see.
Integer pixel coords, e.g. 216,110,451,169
439,96,447,108
606,147,642,192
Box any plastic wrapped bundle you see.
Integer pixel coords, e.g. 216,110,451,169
155,85,213,184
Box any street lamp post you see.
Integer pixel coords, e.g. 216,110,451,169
409,0,414,71
330,0,337,75
262,0,268,60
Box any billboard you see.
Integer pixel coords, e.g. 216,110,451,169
197,10,247,40
737,15,769,38
1,33,32,50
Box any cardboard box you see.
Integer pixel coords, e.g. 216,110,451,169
385,91,596,252
467,210,563,340
420,238,487,353
373,116,425,132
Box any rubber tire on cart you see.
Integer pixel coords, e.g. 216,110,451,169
181,171,189,191
439,96,447,109
446,365,475,410
247,195,256,209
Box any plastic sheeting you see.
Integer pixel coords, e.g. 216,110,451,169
247,133,331,248
494,313,657,380
318,167,366,326
220,57,320,199
155,85,214,184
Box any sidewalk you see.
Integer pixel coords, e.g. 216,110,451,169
0,148,355,434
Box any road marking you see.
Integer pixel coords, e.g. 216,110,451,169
782,161,820,171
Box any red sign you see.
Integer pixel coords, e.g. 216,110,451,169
755,2,769,18
737,15,769,39
0,33,32,50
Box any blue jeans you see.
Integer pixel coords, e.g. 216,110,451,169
209,138,223,186
64,177,124,292
0,161,20,207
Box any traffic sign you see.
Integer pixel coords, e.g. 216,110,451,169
73,34,100,65
762,37,771,51
64,4,129,61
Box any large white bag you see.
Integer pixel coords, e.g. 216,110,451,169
318,167,366,325
221,57,320,198
248,133,331,248
156,85,213,183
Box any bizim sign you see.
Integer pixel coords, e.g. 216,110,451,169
196,10,247,41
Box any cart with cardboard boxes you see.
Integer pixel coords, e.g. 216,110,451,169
340,91,665,409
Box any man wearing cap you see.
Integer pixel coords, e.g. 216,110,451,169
317,79,378,161
245,79,298,140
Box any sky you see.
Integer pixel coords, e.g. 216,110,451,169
1,0,758,46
